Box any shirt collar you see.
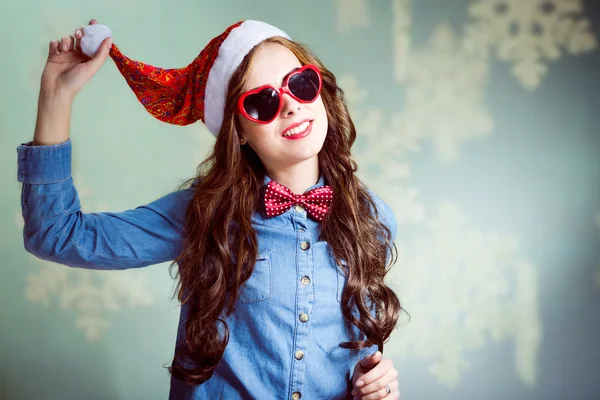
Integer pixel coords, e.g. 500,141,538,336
263,173,326,194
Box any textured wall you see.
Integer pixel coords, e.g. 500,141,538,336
1,0,599,399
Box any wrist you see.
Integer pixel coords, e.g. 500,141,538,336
33,88,73,146
38,86,74,108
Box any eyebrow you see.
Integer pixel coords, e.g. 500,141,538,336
248,67,301,91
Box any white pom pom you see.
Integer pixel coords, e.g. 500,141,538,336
80,24,112,57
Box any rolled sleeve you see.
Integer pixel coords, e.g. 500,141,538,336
17,139,72,184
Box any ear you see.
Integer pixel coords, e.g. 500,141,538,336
234,127,247,145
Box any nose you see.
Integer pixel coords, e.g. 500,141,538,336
279,92,301,118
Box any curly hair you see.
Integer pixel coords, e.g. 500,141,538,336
167,36,402,385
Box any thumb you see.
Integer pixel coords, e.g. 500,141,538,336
360,351,382,369
87,37,113,72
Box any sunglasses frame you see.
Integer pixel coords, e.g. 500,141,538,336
237,64,323,124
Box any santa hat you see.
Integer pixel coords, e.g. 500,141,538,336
81,21,290,136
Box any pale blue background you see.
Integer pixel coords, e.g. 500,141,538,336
1,1,599,399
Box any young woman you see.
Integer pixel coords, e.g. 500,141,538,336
18,18,402,399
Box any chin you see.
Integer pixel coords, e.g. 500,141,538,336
289,148,321,163
303,131,327,155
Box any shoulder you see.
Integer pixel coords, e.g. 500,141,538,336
366,188,398,240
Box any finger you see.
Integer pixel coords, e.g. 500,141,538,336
360,351,382,370
73,27,84,52
59,35,74,53
370,351,382,366
48,39,60,56
74,26,84,38
361,370,398,397
359,382,397,400
86,37,113,70
382,380,400,399
355,359,393,390
354,352,379,383
354,368,397,398
356,369,398,399
68,34,76,51
384,388,400,400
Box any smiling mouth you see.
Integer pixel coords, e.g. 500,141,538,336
282,120,313,138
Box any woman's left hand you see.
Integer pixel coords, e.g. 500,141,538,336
350,351,400,399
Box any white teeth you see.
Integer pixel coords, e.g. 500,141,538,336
283,121,310,137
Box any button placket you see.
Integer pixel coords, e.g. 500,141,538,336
293,203,307,218
290,214,312,399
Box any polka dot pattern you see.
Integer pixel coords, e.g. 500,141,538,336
264,180,333,222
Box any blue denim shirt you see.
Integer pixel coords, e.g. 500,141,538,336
16,138,397,400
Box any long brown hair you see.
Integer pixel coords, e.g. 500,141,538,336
167,36,401,385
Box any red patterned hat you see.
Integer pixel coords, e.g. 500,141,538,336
83,20,290,136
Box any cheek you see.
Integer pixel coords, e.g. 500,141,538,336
314,98,328,133
240,117,267,139
242,121,280,155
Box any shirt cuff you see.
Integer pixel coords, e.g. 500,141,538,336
17,139,72,184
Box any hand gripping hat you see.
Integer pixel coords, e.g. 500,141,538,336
80,21,291,136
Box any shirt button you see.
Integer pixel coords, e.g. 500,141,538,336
292,392,301,400
294,204,304,212
301,276,310,285
300,241,310,251
295,350,304,360
299,313,309,323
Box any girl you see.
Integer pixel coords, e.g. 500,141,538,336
18,18,402,399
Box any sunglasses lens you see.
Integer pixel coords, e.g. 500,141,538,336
243,88,280,122
288,68,320,102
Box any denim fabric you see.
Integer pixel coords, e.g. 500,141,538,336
16,138,397,400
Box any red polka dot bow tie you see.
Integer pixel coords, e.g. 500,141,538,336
264,180,334,221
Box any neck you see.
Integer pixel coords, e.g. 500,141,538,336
266,156,320,195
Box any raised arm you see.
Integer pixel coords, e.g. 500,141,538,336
19,19,196,270
18,139,197,270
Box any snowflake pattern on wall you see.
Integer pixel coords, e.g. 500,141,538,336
16,176,154,341
464,0,598,90
334,0,372,33
392,0,412,83
402,22,494,162
386,201,541,386
339,74,426,225
339,73,540,387
336,0,413,82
